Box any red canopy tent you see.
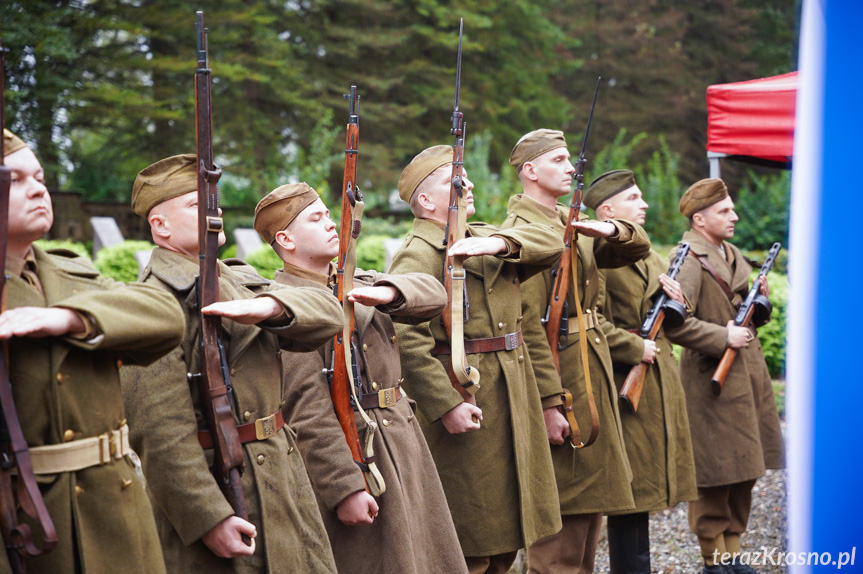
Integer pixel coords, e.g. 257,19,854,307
706,71,797,177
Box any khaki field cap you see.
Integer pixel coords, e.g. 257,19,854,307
398,145,452,202
254,182,320,244
509,129,567,173
132,154,199,217
584,170,637,210
3,129,27,157
679,178,729,218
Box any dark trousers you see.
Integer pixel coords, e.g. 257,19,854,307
607,512,650,574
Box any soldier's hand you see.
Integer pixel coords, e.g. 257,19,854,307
441,402,483,434
658,274,685,305
336,490,379,526
543,406,571,445
202,296,285,324
448,237,508,258
642,339,658,364
347,286,398,307
726,322,753,349
573,220,616,238
759,275,770,298
0,307,86,340
202,516,257,558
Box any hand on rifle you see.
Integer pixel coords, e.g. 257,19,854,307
448,237,508,259
758,275,770,298
0,307,86,339
202,515,257,558
347,285,399,307
336,490,380,526
726,321,754,349
641,339,658,364
202,296,285,325
572,220,617,238
441,401,482,434
658,274,685,305
543,406,571,446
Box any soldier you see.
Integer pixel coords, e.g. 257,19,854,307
0,129,184,573
252,182,467,574
388,145,564,574
585,169,698,574
119,154,344,573
501,130,650,574
665,179,785,574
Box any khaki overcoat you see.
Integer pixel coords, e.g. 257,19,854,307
665,231,785,487
597,249,698,512
388,217,563,557
500,194,649,515
4,245,183,574
120,247,342,574
277,266,467,574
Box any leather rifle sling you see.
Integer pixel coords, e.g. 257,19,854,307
341,197,385,496
690,252,739,307
448,190,480,394
562,244,600,448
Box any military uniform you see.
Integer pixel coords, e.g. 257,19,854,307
389,217,564,560
277,264,467,574
120,247,343,574
4,245,183,574
500,194,649,573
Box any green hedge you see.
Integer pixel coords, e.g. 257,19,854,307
94,240,155,282
35,239,90,259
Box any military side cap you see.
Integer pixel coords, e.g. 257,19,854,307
254,182,320,244
132,154,198,217
509,129,567,173
398,145,452,203
3,129,27,157
584,169,636,210
679,178,728,218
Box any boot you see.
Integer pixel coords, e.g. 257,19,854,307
635,512,650,574
607,514,640,574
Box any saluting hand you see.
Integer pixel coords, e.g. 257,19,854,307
336,490,380,526
448,237,508,259
543,406,571,446
441,402,483,434
202,515,257,558
572,220,617,238
202,296,285,324
0,307,86,340
347,286,399,307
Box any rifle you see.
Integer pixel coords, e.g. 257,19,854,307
710,242,781,397
441,19,480,402
618,243,690,414
328,85,384,496
0,33,58,573
542,77,601,449
190,12,250,545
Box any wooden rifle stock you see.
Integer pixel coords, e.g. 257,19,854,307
441,19,480,401
192,12,250,543
619,242,690,414
0,32,58,573
330,86,384,496
710,242,781,397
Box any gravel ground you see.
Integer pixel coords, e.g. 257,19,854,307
509,467,787,574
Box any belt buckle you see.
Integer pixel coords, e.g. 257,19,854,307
255,414,277,441
378,388,397,409
505,332,518,351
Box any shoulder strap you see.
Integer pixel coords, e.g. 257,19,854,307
689,251,738,307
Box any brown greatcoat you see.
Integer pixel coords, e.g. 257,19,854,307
500,194,650,515
277,265,467,574
596,249,698,512
4,245,184,574
120,247,343,574
665,231,785,487
388,217,564,557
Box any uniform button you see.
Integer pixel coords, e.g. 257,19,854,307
63,429,75,442
585,279,590,286
382,419,391,427
518,355,525,363
488,288,493,294
56,373,64,384
498,322,504,330
407,414,414,422
256,454,265,465
244,411,252,421
362,343,368,352
594,337,600,344
122,478,133,489
279,401,286,409
230,369,236,376
656,347,662,355
517,316,523,322
75,485,84,496
391,335,396,343
287,446,294,454
586,309,591,314
372,381,378,390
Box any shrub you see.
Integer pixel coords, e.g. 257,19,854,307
244,245,282,280
755,270,787,378
356,234,389,273
35,239,90,259
94,240,155,282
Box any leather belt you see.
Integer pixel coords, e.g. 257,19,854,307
354,386,402,410
566,309,597,334
27,424,131,475
198,411,284,450
431,331,523,356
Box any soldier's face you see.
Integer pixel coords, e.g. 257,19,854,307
695,196,738,244
285,198,340,265
527,147,574,197
5,147,53,245
602,185,648,225
422,165,475,221
151,191,226,257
